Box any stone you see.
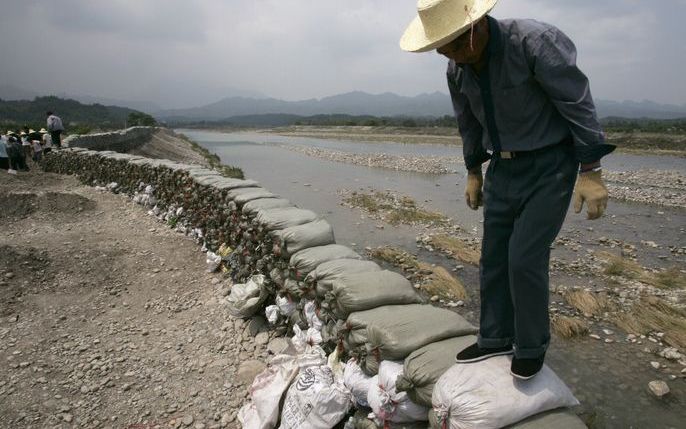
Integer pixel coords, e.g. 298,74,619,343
211,277,221,285
650,361,661,370
602,329,614,335
589,334,601,340
648,380,670,398
4,272,14,279
659,347,684,361
62,413,73,423
183,414,195,426
248,316,268,336
236,360,266,385
267,338,291,355
255,332,269,345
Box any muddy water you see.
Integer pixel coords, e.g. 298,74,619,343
181,129,686,428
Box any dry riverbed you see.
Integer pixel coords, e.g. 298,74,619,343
0,170,288,429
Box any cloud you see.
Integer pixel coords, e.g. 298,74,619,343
0,0,683,107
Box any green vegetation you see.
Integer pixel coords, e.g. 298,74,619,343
127,112,157,127
0,96,142,132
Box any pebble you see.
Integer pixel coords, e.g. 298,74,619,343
62,413,73,422
589,334,601,340
4,272,14,279
650,361,661,370
255,332,269,345
267,338,291,355
183,414,194,426
648,380,670,398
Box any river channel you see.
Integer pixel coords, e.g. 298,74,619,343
182,129,686,428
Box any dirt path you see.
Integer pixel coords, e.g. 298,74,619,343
0,170,275,429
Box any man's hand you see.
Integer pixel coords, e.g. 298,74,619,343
465,170,483,210
574,170,608,220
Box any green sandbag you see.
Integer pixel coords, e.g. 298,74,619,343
396,336,477,407
344,305,428,351
363,305,477,376
242,198,292,216
327,270,422,320
289,245,362,281
308,259,382,297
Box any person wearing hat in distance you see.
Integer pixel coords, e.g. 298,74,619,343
40,128,53,154
401,0,615,379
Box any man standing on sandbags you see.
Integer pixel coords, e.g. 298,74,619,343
400,0,614,379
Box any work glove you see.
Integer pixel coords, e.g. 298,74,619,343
465,170,483,210
574,170,608,220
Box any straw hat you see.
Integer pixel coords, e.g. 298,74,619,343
39,128,47,133
29,129,36,133
400,0,498,52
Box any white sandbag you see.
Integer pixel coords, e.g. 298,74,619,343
303,301,324,331
309,259,382,297
237,354,299,429
273,219,335,257
431,356,579,429
291,325,323,354
343,359,374,407
279,364,351,429
206,251,222,272
367,361,429,424
226,275,267,318
289,245,362,280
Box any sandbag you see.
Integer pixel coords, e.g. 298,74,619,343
363,306,477,375
310,259,382,297
279,364,351,429
233,189,278,205
256,207,319,232
431,356,579,429
367,361,429,424
396,336,477,407
506,408,587,428
343,305,431,352
237,354,299,429
343,359,374,407
226,274,268,318
327,270,421,320
243,198,292,216
289,245,362,281
274,219,335,257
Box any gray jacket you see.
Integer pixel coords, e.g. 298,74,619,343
47,114,64,132
447,16,615,170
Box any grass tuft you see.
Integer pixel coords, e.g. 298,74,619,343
597,251,686,289
614,297,686,349
551,315,589,339
422,266,467,301
425,234,480,266
564,290,610,316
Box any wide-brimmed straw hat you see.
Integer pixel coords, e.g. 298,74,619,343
39,128,47,133
400,0,498,52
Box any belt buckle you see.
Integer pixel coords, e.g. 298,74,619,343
500,151,514,159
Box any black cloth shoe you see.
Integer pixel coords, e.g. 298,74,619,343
455,343,513,363
510,354,545,380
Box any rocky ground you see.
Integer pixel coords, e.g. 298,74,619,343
0,170,288,429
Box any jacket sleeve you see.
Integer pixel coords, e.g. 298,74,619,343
447,65,490,171
527,28,615,163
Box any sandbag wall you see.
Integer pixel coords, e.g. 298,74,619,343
40,148,586,429
63,126,154,152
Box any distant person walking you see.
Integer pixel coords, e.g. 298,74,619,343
0,133,10,171
46,111,64,148
20,131,32,160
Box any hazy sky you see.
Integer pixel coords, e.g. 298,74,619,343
1,0,684,108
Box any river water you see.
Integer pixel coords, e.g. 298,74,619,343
181,129,686,428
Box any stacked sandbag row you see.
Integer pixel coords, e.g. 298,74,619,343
42,149,585,429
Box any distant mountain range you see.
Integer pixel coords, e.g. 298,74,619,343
156,92,686,122
2,84,685,121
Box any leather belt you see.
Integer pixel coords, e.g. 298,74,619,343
496,139,572,160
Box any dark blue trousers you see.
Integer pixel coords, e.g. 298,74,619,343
477,143,577,358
